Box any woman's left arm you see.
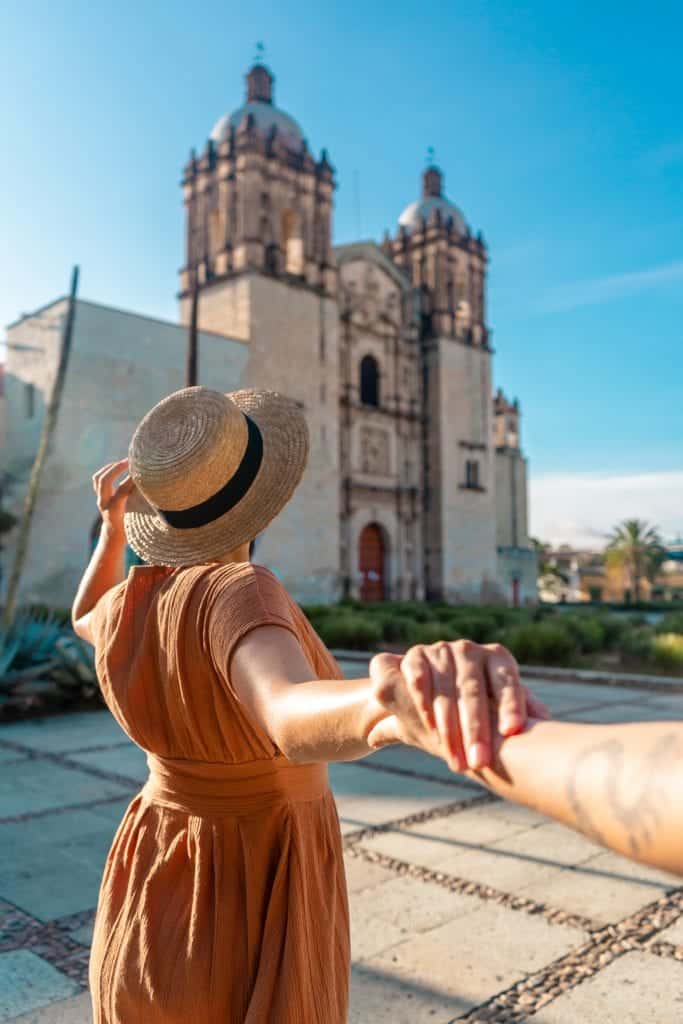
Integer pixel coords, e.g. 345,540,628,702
72,459,134,643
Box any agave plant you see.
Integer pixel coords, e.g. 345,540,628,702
0,608,63,693
49,634,98,692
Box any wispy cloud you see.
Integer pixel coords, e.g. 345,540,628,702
537,259,683,314
530,470,683,549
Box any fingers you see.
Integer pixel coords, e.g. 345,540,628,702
427,642,467,772
368,653,403,709
92,459,129,510
367,715,403,749
525,687,552,721
451,640,491,771
400,646,436,733
484,644,527,737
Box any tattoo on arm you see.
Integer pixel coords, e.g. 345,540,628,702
565,733,682,856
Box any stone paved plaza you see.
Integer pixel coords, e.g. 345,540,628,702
1,663,682,1022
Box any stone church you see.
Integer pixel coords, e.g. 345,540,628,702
1,59,536,607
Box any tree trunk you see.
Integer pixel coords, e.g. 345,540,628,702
1,267,79,630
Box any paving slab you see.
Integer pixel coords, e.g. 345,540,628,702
329,762,466,835
349,899,583,1023
350,872,482,961
0,761,130,820
360,801,543,868
519,856,674,925
8,993,92,1024
533,951,683,1023
572,703,683,723
69,923,94,947
0,850,104,922
66,745,147,783
0,750,29,767
0,951,80,1022
366,745,472,784
657,914,683,945
0,713,128,755
343,854,396,895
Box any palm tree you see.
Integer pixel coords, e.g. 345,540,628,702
605,519,666,603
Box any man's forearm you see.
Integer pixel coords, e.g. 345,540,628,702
71,525,127,624
475,720,683,876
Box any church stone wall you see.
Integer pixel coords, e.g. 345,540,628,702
190,273,341,604
1,300,248,607
435,338,499,601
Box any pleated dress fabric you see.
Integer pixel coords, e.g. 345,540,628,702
88,562,350,1023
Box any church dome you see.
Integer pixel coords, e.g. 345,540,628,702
210,62,305,152
399,165,467,236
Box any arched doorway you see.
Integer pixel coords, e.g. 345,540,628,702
359,523,386,602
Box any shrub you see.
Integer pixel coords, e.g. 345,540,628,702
315,612,382,651
405,620,459,646
444,613,499,644
501,622,577,666
655,612,683,636
618,628,655,664
595,614,628,649
378,615,416,643
561,614,606,654
651,634,683,674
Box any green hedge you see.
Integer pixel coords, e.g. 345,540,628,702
500,622,578,666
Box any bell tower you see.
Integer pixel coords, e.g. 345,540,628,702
386,160,498,600
179,59,336,315
178,59,341,603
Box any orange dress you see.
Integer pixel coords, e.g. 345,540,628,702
89,563,350,1024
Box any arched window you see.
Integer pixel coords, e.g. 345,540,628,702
281,208,303,275
360,355,380,407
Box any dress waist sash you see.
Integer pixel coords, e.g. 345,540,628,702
143,752,329,817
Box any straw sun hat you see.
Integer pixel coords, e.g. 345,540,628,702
124,386,309,567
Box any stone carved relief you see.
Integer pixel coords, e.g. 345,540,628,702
340,261,401,329
359,426,390,476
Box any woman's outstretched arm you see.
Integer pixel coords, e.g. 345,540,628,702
230,632,533,767
368,654,683,876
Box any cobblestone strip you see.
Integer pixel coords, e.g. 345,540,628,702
454,890,683,1022
0,899,95,987
342,791,498,847
347,844,601,933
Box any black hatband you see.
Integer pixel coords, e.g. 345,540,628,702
158,415,263,530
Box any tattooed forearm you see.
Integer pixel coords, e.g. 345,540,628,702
565,733,682,856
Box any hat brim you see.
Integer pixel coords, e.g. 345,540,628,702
123,389,309,567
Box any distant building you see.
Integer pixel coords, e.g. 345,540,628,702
539,544,683,604
1,59,536,608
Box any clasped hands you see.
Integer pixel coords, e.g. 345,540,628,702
366,641,550,772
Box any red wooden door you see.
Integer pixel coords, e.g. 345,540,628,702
359,524,385,602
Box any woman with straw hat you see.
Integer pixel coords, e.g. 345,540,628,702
71,385,531,1023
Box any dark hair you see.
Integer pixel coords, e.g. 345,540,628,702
249,539,256,559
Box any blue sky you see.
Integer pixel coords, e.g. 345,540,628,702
2,1,682,544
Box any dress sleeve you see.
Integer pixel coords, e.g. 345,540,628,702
204,564,300,692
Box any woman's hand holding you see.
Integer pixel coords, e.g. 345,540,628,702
366,641,550,771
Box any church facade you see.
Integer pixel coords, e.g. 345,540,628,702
1,60,536,607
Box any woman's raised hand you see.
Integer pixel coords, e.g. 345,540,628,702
92,459,135,539
366,641,550,771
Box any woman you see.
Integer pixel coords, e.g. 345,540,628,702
72,386,532,1024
